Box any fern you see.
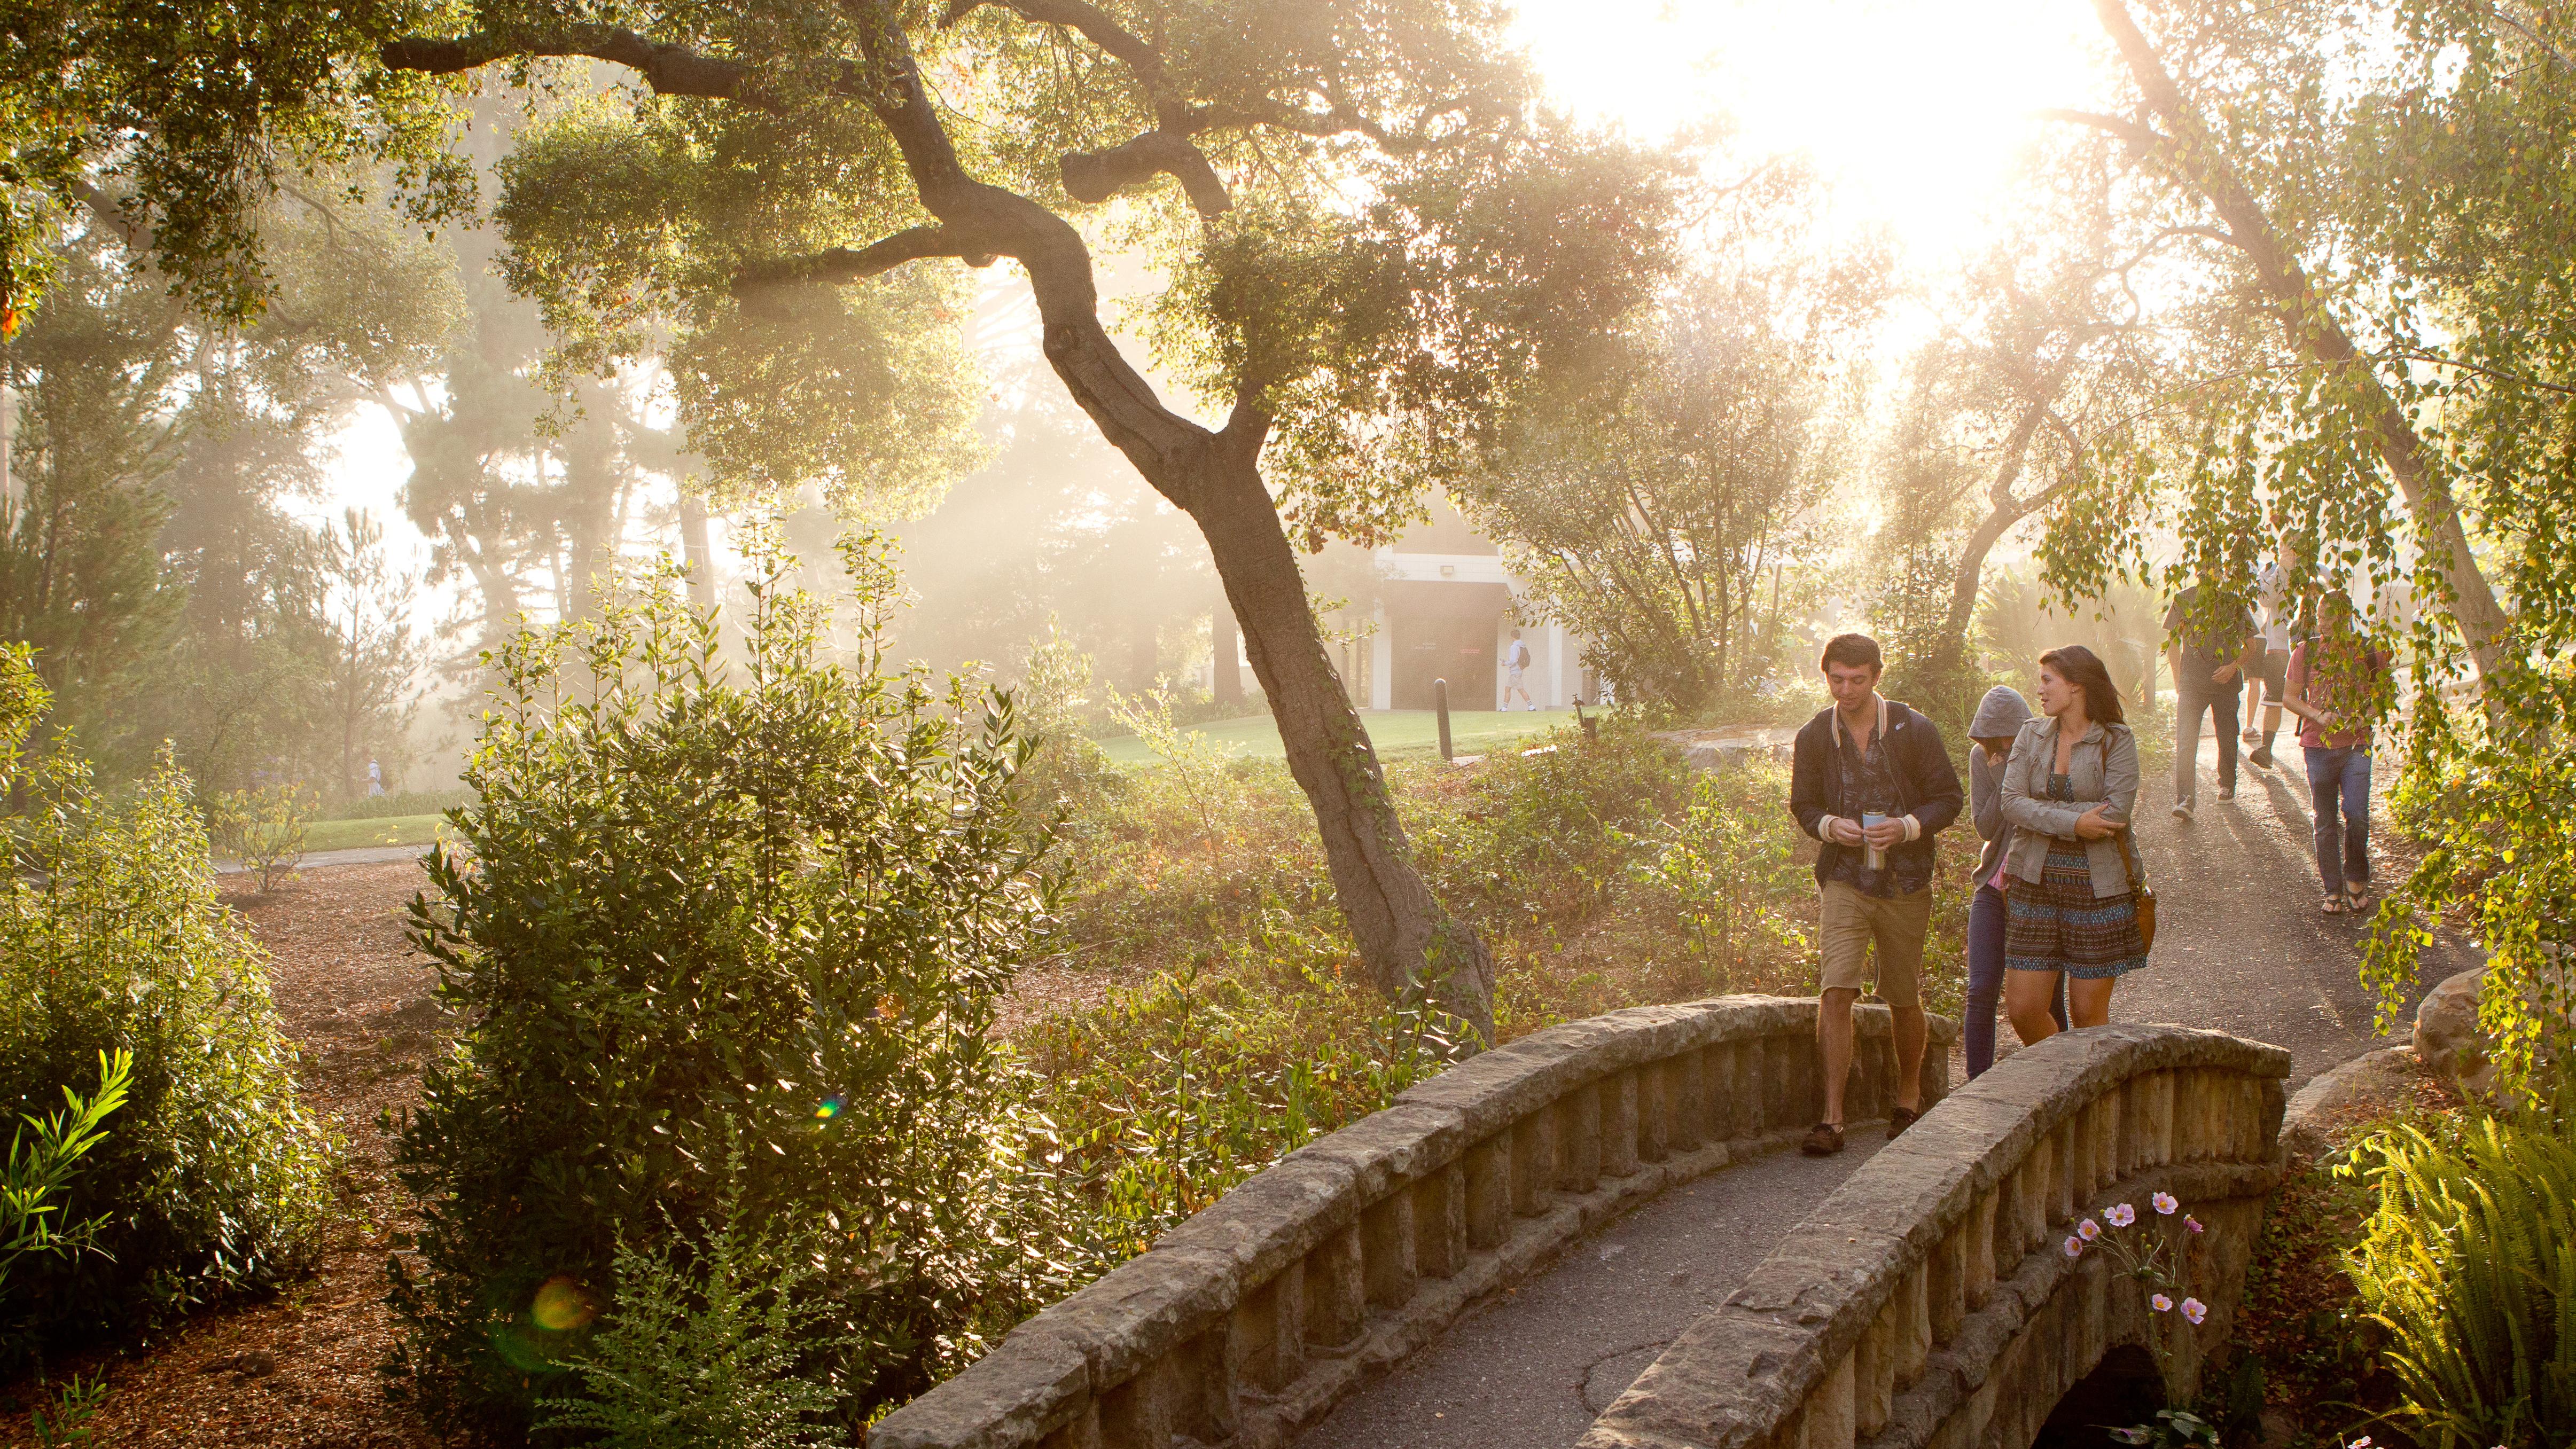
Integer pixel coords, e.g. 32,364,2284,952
534,1194,849,1449
2344,1114,2576,1448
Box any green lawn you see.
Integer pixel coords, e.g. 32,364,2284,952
303,813,448,853
1096,708,1582,767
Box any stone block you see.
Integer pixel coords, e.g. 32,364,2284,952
1411,1162,1466,1279
1360,1188,1416,1309
1302,1224,1365,1349
1151,1156,1359,1290
1283,1103,1467,1207
1463,1134,1510,1247
1557,1080,1603,1194
1510,1110,1552,1216
1225,1265,1303,1393
1605,1069,1641,1177
869,1315,1090,1449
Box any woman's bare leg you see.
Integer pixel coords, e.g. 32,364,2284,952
2068,976,2118,1029
2007,970,2066,1047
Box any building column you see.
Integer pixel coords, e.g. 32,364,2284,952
1370,602,1393,710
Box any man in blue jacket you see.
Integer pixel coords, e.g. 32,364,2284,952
1786,633,1964,1155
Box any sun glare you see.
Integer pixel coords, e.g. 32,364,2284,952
1509,0,2109,271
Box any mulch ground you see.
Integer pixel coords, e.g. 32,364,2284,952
1,862,448,1448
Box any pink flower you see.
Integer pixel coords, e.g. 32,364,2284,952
2078,1218,2102,1241
2064,1235,2085,1258
2181,1297,2207,1325
2185,1215,2205,1234
2105,1203,2136,1228
2151,1192,2179,1216
2151,1293,2174,1312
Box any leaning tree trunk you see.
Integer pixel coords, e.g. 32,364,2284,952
2089,0,2514,692
1183,437,1497,1044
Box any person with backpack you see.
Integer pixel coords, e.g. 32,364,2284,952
2001,645,2150,1043
1785,633,1963,1154
1502,629,1536,710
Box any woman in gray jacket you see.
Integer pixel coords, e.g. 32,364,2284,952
2001,645,2148,1043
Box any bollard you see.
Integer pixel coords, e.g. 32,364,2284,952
1434,677,1453,760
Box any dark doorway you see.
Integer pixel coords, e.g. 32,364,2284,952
2035,1343,2166,1448
1392,614,1496,710
1381,580,1510,710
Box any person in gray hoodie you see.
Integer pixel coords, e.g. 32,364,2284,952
1965,685,2066,1076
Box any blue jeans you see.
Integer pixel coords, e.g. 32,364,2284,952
1965,882,2068,1077
2305,747,2372,892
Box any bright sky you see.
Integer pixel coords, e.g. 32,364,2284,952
323,0,2119,618
1510,0,2110,271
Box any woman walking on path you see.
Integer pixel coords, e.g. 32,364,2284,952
2280,593,2390,915
1965,685,2067,1077
2001,646,2149,1043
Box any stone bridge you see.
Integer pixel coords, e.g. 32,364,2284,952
872,999,2290,1449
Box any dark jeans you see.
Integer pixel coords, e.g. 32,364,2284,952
2174,683,2241,805
1965,882,2069,1077
2305,746,2372,891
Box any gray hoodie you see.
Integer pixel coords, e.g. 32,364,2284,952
1969,686,2033,884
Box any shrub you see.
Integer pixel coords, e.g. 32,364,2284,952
2345,1110,2576,1448
389,542,1056,1437
0,645,334,1353
1017,962,1453,1285
209,781,315,891
1622,762,1811,985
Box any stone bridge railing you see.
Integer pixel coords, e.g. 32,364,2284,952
1582,1024,2291,1449
873,996,1955,1449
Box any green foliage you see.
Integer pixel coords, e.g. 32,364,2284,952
28,1370,108,1448
2344,1109,2576,1448
1464,166,1882,715
1017,964,1454,1282
0,644,335,1348
389,540,1056,1436
208,782,315,892
1620,764,1811,982
536,1161,849,1449
0,1050,131,1291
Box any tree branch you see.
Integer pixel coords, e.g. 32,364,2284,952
731,226,998,293
2037,106,2168,155
1060,130,1231,213
380,27,767,105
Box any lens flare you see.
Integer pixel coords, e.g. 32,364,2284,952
532,1274,601,1333
816,1095,846,1121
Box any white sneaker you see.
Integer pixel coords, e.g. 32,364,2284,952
2171,800,2193,821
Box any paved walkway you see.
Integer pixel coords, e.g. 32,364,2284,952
1297,725,2465,1449
216,843,435,875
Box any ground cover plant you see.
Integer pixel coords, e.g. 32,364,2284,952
0,646,337,1362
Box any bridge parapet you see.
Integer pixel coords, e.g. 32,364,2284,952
1583,1024,2291,1449
873,996,1954,1449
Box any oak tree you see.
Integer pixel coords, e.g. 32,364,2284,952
12,0,1681,1040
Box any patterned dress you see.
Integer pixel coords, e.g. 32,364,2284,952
2004,773,2149,980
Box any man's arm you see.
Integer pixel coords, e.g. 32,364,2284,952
1900,717,1964,839
1789,726,1834,840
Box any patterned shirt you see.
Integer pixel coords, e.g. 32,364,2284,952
1824,712,1925,897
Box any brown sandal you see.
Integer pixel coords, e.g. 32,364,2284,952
1887,1106,1921,1139
1801,1122,1846,1156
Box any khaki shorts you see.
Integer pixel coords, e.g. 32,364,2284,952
1818,881,1932,1007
